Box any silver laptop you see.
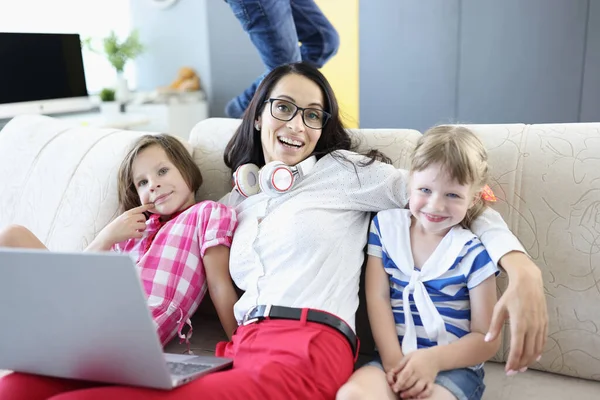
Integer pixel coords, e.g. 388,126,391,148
0,248,232,390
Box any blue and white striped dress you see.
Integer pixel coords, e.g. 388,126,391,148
368,209,498,359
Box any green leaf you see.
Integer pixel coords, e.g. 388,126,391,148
99,30,144,72
99,88,116,102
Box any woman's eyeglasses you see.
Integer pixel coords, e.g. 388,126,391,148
264,98,330,129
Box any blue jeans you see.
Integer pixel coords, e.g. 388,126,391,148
225,0,340,117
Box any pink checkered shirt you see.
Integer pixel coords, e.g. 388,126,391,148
113,201,237,345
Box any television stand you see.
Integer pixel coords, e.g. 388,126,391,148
53,110,151,131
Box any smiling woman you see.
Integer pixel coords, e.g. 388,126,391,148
224,63,356,174
256,75,325,165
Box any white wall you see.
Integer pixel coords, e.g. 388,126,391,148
129,0,263,117
130,0,214,111
0,0,133,93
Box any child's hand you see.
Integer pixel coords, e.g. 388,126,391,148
388,348,439,399
99,203,155,246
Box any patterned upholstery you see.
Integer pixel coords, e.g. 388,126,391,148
1,116,599,385
189,119,600,382
0,115,146,251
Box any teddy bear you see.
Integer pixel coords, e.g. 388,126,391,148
167,66,201,92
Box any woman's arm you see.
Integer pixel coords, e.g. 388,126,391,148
425,275,501,370
203,245,239,339
488,251,547,373
333,151,409,211
470,207,547,373
365,255,404,371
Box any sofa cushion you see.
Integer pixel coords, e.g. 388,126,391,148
480,123,600,381
457,124,528,363
483,362,600,399
190,119,600,382
0,115,151,251
189,118,242,202
3,116,599,384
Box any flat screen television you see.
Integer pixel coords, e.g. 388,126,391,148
0,32,93,119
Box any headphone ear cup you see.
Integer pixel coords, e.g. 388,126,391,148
259,161,295,197
234,164,260,197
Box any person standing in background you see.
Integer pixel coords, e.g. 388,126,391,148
224,0,339,118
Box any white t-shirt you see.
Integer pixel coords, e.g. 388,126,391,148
227,150,524,331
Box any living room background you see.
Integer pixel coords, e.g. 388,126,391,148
0,0,134,94
2,0,599,132
131,0,600,131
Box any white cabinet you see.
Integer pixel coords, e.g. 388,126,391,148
127,99,208,140
52,92,209,141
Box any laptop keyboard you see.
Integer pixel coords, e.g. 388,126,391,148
166,362,213,376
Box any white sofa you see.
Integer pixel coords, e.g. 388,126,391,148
1,115,599,399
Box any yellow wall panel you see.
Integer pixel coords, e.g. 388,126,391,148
315,0,359,128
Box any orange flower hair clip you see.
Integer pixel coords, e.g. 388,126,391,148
481,185,497,202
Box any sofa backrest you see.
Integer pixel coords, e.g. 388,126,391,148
1,115,599,381
466,122,600,381
0,115,151,251
190,119,600,382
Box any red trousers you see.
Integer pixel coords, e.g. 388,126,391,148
0,318,355,400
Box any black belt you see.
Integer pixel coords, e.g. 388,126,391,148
242,305,359,358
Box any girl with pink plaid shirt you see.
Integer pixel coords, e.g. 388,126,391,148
0,134,239,346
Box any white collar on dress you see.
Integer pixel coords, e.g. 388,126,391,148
377,209,476,353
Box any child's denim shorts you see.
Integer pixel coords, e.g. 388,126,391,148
365,357,486,400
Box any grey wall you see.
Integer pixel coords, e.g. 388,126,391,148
130,0,263,117
205,0,264,117
360,0,460,130
360,0,600,131
131,0,600,126
130,0,213,110
581,0,600,122
458,0,587,124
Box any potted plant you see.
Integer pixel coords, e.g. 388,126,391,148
99,88,119,115
83,30,144,103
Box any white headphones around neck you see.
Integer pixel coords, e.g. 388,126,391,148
233,156,316,198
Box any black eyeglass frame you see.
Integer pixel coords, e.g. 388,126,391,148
263,98,331,129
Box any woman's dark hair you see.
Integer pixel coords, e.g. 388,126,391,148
224,62,388,172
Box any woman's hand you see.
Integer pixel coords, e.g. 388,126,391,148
87,203,154,251
486,251,548,374
387,349,438,399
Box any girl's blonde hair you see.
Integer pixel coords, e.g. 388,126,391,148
411,125,490,229
117,134,203,212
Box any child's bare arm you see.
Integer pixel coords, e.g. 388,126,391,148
425,274,500,370
85,233,115,252
366,254,404,371
203,244,238,339
85,204,154,252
